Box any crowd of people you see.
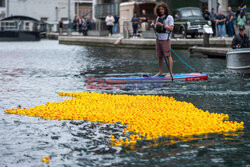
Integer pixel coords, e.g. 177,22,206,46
72,16,92,36
202,3,247,38
59,15,92,36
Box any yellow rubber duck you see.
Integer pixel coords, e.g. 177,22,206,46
119,138,124,144
42,156,50,163
124,138,129,145
122,128,127,134
115,140,121,146
130,139,137,145
110,135,116,142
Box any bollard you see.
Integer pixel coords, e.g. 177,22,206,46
203,25,213,47
123,21,130,39
203,33,209,47
123,27,129,39
67,29,71,36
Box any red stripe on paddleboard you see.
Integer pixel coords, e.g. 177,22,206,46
185,76,208,81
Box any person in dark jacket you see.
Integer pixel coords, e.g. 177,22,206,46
235,6,242,18
113,15,119,34
203,8,210,21
210,8,217,37
232,26,250,49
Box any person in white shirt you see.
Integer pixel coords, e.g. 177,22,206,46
105,14,115,36
151,2,174,77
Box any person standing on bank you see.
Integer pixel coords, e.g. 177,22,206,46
236,6,242,19
140,9,148,23
113,14,119,34
151,2,174,77
105,13,114,36
140,9,149,32
82,17,88,36
215,10,226,39
78,16,83,34
210,8,217,37
59,18,63,35
237,12,247,28
226,6,234,37
131,12,140,38
203,8,210,21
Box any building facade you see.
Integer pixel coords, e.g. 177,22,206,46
0,0,82,23
7,0,75,22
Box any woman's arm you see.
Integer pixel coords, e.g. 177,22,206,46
164,25,173,31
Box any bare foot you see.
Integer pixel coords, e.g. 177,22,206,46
154,72,163,77
165,73,171,77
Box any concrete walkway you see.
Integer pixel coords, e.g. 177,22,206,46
56,33,233,49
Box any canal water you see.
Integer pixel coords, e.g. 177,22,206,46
0,40,249,166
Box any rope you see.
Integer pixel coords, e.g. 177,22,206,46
171,48,197,72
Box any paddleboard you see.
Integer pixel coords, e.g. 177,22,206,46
106,73,208,84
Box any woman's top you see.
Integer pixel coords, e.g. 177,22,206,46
237,15,246,26
155,15,174,40
105,16,114,26
131,17,139,26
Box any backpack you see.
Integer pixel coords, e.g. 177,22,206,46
155,15,168,33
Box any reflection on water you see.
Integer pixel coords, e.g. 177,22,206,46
0,40,249,166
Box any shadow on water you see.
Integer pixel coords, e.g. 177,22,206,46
0,40,249,166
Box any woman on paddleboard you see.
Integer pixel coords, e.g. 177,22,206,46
151,2,174,77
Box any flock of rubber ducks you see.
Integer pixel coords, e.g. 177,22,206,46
5,92,244,148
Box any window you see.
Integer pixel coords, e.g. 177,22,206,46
4,22,17,30
0,0,5,7
25,22,29,30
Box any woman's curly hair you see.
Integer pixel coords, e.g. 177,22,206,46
154,2,170,16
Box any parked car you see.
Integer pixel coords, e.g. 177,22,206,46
173,7,211,38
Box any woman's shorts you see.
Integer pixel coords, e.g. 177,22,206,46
156,40,171,57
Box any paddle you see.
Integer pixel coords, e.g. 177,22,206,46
163,53,173,82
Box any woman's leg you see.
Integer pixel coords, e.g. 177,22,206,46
135,24,138,36
110,26,113,35
107,25,112,35
132,25,136,36
154,40,163,76
160,40,173,77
